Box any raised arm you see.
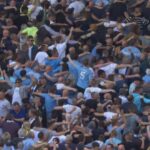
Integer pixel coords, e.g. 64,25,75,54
67,54,77,68
116,64,132,69
66,27,74,43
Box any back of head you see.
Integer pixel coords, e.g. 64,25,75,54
92,142,99,149
38,131,44,141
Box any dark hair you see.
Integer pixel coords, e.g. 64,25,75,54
97,69,105,77
38,132,44,140
27,35,34,40
62,63,69,71
21,5,28,14
62,57,68,63
127,95,133,102
20,70,26,77
58,100,64,106
53,137,60,144
15,78,22,83
92,142,99,148
67,8,74,14
13,102,20,106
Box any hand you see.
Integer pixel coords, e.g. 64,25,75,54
72,88,77,92
66,54,70,59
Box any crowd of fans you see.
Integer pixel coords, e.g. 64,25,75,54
0,0,150,149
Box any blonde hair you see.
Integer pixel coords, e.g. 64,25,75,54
18,122,31,138
2,132,11,144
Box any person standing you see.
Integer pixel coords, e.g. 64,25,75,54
0,90,11,118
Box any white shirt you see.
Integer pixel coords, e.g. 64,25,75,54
68,1,85,17
28,46,32,60
63,104,75,113
55,83,65,90
48,135,66,144
84,87,102,100
119,95,128,104
129,82,136,95
48,42,67,59
12,87,22,105
118,68,127,75
63,104,81,114
101,63,117,76
30,129,40,142
104,111,117,131
103,112,117,121
34,51,48,65
0,99,11,117
28,5,43,20
48,0,58,6
104,21,126,31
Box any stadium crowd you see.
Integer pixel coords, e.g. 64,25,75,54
0,0,150,149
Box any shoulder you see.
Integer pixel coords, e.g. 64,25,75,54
3,99,10,105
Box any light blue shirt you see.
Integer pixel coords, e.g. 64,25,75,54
77,66,93,89
121,46,141,59
45,58,61,70
143,97,150,104
27,70,41,81
142,75,150,83
94,0,110,6
23,138,35,150
132,93,142,113
68,60,82,84
40,93,56,114
105,137,121,146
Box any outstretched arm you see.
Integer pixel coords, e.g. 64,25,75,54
43,72,56,82
63,85,77,92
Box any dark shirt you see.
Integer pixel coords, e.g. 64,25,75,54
121,102,138,113
115,80,126,93
109,2,127,21
10,109,26,126
91,7,106,19
0,120,20,138
2,37,13,51
124,137,142,150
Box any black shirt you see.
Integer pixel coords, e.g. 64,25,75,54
124,137,142,150
91,6,106,19
109,2,127,21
